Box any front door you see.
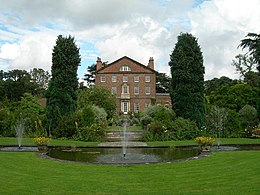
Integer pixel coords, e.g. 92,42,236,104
121,101,129,114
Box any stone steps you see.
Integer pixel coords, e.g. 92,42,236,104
104,130,143,142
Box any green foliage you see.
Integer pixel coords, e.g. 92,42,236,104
143,117,198,141
239,33,260,69
206,106,228,132
169,33,205,128
76,123,106,142
92,105,107,123
204,76,238,96
142,121,166,141
81,106,95,127
77,86,116,119
209,83,259,111
140,114,153,129
155,71,171,93
0,106,15,136
231,54,257,80
46,35,81,133
2,69,40,101
29,68,50,97
53,112,80,138
13,93,45,137
141,104,175,124
167,117,199,140
83,64,96,86
225,109,242,138
239,105,258,137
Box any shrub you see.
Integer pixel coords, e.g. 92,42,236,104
92,105,107,123
81,106,95,127
195,136,215,147
0,108,15,136
252,129,260,137
142,121,167,141
76,123,106,142
142,104,175,123
224,109,242,138
53,112,80,138
239,105,258,137
140,114,153,129
33,137,50,145
167,117,198,140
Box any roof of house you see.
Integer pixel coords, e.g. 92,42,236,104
96,56,156,73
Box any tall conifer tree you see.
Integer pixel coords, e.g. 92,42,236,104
46,35,81,133
169,33,205,128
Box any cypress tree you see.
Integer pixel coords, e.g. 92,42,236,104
46,35,81,134
169,33,205,128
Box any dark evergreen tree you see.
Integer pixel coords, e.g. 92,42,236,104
83,64,96,86
46,35,81,134
169,33,205,128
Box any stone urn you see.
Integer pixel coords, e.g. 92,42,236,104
37,145,48,153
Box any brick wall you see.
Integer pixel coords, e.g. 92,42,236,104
95,56,156,113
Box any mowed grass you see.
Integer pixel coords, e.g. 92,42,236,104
148,138,260,147
2,137,260,147
0,137,98,146
0,151,259,194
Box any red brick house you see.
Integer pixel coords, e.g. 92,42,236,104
95,56,171,114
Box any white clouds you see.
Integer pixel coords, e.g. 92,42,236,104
0,0,259,80
189,0,260,79
0,30,57,71
0,43,20,60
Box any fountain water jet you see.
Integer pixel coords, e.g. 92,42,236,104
14,119,25,149
122,121,128,158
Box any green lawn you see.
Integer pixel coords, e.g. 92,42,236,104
148,138,260,147
1,137,260,147
0,151,259,194
0,137,99,146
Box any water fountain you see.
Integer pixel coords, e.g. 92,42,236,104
14,119,25,149
122,121,128,158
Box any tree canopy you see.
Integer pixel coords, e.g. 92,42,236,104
45,35,81,133
239,33,260,70
169,33,205,128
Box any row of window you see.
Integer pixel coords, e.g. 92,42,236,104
100,75,151,83
112,86,151,95
134,102,151,112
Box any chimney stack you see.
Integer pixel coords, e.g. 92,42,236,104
96,57,103,71
148,57,154,69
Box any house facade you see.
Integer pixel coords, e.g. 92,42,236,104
95,56,171,114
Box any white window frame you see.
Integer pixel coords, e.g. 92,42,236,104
120,65,131,71
134,76,139,82
123,76,128,82
134,102,139,113
145,86,150,95
134,87,139,95
112,75,117,82
122,85,129,94
100,76,105,82
145,75,151,83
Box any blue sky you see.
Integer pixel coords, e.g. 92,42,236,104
0,0,259,82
